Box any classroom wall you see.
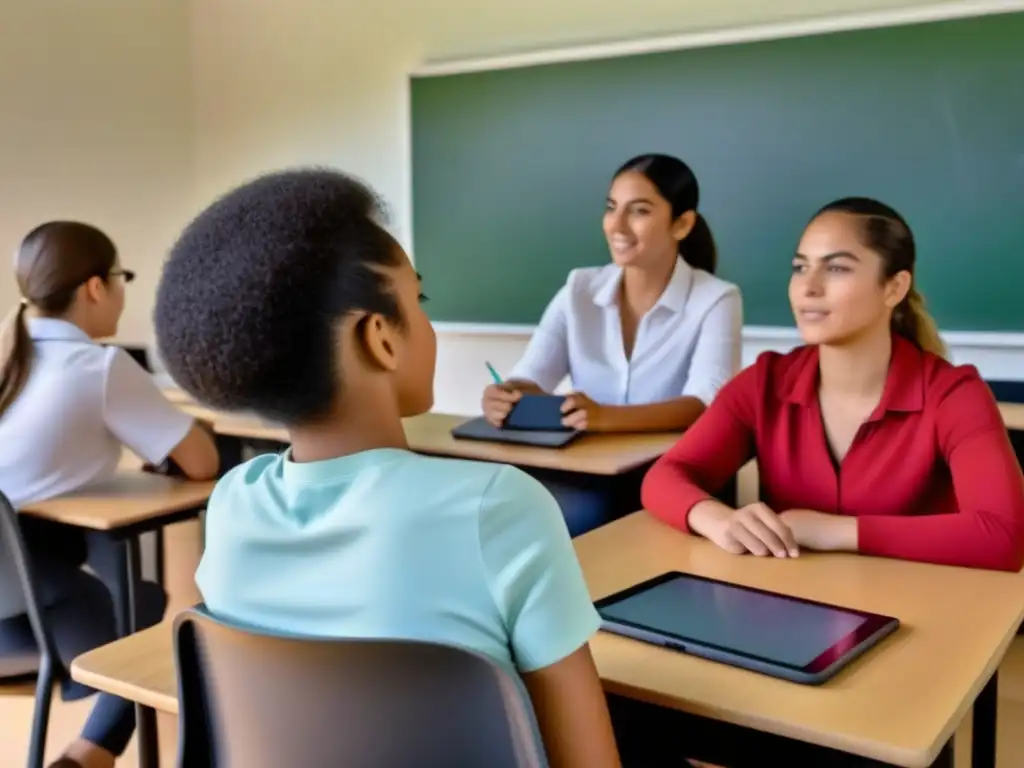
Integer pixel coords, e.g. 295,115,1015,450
7,2,1015,413
0,0,194,345
187,0,1024,415
188,0,968,247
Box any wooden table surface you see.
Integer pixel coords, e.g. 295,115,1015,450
1001,402,1024,431
70,511,1024,766
165,389,679,476
579,513,1024,767
21,471,215,530
71,621,178,713
166,388,1024,470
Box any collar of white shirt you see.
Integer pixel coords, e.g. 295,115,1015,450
27,317,93,342
591,256,693,313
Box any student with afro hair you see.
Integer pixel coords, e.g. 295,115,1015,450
154,168,621,767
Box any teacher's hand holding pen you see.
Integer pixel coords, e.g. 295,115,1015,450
482,384,520,426
481,361,550,427
482,362,520,426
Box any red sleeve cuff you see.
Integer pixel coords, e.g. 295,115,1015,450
642,472,713,534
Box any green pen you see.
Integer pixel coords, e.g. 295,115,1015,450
485,361,504,385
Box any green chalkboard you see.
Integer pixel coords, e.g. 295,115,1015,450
410,12,1024,330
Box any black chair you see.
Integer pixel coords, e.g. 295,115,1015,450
0,490,64,768
174,607,547,768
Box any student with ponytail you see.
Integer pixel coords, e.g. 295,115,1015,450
642,197,1024,572
0,222,218,768
480,154,743,535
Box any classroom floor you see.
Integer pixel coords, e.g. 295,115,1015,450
1,518,1023,767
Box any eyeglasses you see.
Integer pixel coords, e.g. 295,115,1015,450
108,268,136,284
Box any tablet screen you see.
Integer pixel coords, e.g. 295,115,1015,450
598,573,871,668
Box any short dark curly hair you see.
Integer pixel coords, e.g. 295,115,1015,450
154,167,403,425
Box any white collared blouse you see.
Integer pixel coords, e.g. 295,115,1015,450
509,258,742,407
0,318,193,509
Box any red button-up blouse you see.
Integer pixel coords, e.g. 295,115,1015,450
641,335,1024,571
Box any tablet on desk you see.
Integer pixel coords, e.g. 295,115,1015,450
503,394,572,431
595,571,899,685
451,417,581,448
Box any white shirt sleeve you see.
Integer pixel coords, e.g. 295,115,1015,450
102,349,195,465
508,285,571,393
681,287,743,407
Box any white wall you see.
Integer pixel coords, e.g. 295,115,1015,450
3,2,1017,411
188,0,966,246
0,0,194,343
184,0,1024,414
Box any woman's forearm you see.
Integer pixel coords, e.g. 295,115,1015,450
599,396,706,433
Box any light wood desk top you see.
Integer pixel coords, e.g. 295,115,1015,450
72,621,178,713
166,388,1024,475
1001,401,1024,431
165,389,678,476
71,510,1024,766
578,513,1024,767
21,471,215,530
401,413,677,475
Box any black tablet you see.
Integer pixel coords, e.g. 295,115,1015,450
595,571,899,685
503,394,572,431
450,417,581,448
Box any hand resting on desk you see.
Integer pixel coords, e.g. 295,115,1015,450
689,500,859,558
689,500,800,558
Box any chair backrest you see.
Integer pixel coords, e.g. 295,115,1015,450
0,492,61,663
173,608,548,768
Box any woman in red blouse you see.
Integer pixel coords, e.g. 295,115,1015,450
641,197,1024,571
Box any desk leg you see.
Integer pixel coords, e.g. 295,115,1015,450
123,536,160,768
972,670,999,768
153,528,166,587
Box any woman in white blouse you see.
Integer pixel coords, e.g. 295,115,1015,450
480,153,743,535
0,222,218,768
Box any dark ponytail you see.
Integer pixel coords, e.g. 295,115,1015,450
0,302,33,418
680,212,717,275
613,153,717,275
0,221,118,418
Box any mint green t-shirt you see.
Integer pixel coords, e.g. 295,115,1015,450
195,448,601,676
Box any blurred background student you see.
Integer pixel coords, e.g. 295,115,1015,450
0,221,218,768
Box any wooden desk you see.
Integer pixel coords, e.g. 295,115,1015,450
23,470,213,768
165,389,678,476
1000,402,1024,431
403,413,677,475
167,387,1024,468
72,621,178,714
579,513,1024,767
71,510,1024,766
22,471,214,531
